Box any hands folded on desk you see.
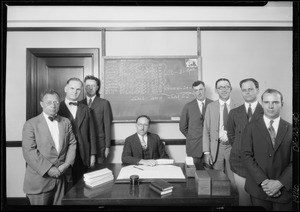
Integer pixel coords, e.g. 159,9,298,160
138,159,157,166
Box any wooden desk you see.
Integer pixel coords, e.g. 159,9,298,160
62,163,238,208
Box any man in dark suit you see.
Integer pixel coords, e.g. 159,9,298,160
242,89,292,211
227,78,264,206
122,115,169,166
80,75,112,164
22,88,76,205
179,80,213,169
58,77,96,186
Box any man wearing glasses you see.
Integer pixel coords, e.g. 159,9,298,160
121,115,169,166
203,78,239,189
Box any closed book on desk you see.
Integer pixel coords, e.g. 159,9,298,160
150,179,173,191
84,172,113,184
149,184,173,195
206,170,230,196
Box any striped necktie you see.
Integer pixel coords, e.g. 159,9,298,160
268,120,276,147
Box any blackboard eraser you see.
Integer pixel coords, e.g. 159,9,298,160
171,117,180,121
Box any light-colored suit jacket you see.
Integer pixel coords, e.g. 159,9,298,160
202,99,239,162
22,114,76,194
179,98,213,157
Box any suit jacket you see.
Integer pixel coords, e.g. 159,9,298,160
227,103,264,177
80,96,112,159
179,98,213,157
22,114,76,194
202,99,239,162
121,132,169,165
242,117,292,203
58,101,96,166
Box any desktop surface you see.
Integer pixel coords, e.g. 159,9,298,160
62,163,238,207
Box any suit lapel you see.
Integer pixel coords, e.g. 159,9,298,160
251,103,263,122
237,105,248,125
274,118,288,151
134,133,144,151
57,116,65,155
60,101,74,121
257,118,274,148
76,103,85,128
191,100,202,119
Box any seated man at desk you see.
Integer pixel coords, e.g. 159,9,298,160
122,115,169,166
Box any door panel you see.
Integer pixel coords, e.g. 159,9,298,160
26,48,99,119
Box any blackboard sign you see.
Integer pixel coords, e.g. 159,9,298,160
103,57,199,122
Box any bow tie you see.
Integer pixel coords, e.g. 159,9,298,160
48,115,58,122
69,102,78,106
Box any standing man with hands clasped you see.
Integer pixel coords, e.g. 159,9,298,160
81,75,113,164
227,78,264,206
122,115,169,166
22,89,76,205
202,78,239,188
242,89,292,211
180,80,213,169
58,77,96,187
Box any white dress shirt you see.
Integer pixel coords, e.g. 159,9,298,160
263,115,280,135
65,99,78,119
43,112,60,153
244,101,258,114
138,134,148,148
196,99,206,114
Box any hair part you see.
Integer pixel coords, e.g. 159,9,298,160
136,115,151,124
261,88,283,102
215,78,231,89
239,78,259,89
192,80,205,88
40,88,60,101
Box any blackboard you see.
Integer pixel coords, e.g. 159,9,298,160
103,57,199,122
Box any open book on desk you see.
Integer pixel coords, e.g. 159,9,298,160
116,164,186,183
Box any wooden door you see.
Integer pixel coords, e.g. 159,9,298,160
26,48,99,119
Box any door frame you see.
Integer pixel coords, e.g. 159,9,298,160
26,48,99,120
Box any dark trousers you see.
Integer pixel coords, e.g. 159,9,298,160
193,157,204,170
250,195,292,211
72,151,88,185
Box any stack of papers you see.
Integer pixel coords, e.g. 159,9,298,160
84,168,114,188
156,159,174,165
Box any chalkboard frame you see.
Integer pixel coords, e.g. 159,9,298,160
102,55,201,123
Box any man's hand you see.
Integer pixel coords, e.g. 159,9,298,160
89,155,95,168
138,159,157,166
58,163,70,174
261,179,283,197
105,148,110,158
203,153,213,168
219,130,229,144
47,166,61,178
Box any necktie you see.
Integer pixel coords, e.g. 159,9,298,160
69,101,78,106
268,120,276,147
201,102,205,116
141,136,147,150
48,115,57,122
247,103,252,122
88,98,92,108
223,103,228,130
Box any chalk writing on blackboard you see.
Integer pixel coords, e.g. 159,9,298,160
104,57,199,122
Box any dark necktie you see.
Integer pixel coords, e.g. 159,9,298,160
141,136,147,150
268,120,276,147
247,103,252,122
48,115,57,122
201,102,205,116
69,101,78,106
88,98,92,108
223,103,228,130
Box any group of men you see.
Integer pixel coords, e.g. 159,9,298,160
180,78,292,211
22,76,292,211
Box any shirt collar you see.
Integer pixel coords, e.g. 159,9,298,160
87,95,96,102
65,99,77,105
43,112,57,122
219,98,231,106
196,98,206,104
263,115,280,126
244,101,258,109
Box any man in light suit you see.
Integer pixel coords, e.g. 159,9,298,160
22,89,76,205
80,75,112,164
227,78,264,206
203,78,239,187
122,115,169,166
58,77,96,186
179,80,213,169
242,89,292,211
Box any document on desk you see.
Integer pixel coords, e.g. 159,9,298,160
116,165,186,183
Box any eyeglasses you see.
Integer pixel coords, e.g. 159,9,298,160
137,124,149,127
45,101,60,106
217,86,231,91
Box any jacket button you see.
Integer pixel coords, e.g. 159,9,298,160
269,154,272,157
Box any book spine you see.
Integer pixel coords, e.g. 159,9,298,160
149,184,172,195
